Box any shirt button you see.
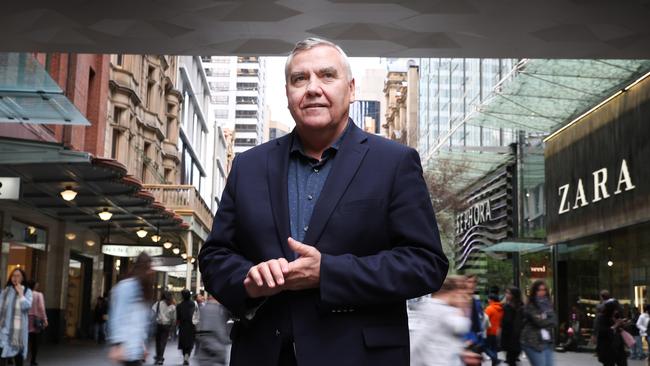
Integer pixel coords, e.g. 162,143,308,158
307,194,313,200
275,329,281,337
303,226,309,232
313,168,319,173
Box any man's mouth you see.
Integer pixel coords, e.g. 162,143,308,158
303,103,328,109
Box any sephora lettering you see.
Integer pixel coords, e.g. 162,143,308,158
557,159,635,215
456,199,493,235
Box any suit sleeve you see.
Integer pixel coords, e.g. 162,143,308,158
320,148,449,306
198,157,255,317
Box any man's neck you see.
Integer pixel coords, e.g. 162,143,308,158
297,118,348,160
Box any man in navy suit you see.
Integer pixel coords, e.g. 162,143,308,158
198,38,448,366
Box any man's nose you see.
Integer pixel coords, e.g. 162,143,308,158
306,78,323,95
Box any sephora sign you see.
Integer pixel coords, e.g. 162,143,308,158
546,86,650,244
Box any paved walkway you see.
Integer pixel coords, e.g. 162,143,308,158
36,340,650,366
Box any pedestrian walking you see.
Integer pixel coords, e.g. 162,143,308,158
176,289,197,366
0,268,33,366
637,305,650,361
26,280,46,366
501,287,523,366
410,276,472,366
596,299,628,366
152,291,176,365
107,252,154,366
194,294,231,366
94,296,108,344
485,287,504,365
627,306,645,360
520,280,555,366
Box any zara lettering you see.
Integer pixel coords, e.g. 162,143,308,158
558,159,635,215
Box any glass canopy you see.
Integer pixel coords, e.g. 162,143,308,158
0,53,90,125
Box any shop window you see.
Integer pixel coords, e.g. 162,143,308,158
6,219,47,282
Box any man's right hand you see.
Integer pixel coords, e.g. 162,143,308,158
244,258,290,298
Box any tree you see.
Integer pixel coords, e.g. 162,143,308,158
423,157,471,271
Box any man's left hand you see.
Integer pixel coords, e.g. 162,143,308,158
284,237,321,290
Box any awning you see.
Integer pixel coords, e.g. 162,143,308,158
0,137,189,244
481,241,547,253
0,53,90,125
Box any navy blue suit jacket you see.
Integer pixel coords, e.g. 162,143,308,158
198,123,448,366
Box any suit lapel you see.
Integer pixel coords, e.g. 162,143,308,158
303,124,369,246
267,134,293,259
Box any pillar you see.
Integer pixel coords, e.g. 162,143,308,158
185,230,193,290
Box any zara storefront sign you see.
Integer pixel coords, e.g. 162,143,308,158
102,245,163,257
557,159,635,215
455,199,492,235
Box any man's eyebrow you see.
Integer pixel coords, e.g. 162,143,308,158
290,71,306,79
318,67,338,75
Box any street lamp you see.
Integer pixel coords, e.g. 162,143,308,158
136,229,148,238
65,233,77,240
60,186,78,201
85,240,95,247
98,208,113,221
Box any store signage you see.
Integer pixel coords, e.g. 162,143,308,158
102,245,163,257
0,177,20,200
529,264,548,278
557,159,636,215
546,82,650,244
456,199,493,235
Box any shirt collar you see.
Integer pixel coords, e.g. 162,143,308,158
290,119,352,156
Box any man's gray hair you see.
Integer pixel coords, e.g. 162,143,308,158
284,37,353,82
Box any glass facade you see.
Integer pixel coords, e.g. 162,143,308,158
349,100,380,133
556,222,650,344
418,58,517,158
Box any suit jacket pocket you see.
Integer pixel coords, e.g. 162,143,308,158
362,326,409,348
339,199,383,214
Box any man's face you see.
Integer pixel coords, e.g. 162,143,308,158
286,45,355,132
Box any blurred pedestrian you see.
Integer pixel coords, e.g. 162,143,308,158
596,300,628,366
152,291,176,365
194,294,231,366
485,287,504,365
501,287,523,366
410,276,472,366
94,296,108,344
26,280,46,366
0,268,32,366
637,305,650,360
520,280,555,366
627,306,645,360
176,289,198,365
107,252,154,366
592,290,613,346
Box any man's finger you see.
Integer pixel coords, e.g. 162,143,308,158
248,266,263,287
268,260,285,285
278,258,290,274
288,237,311,257
258,262,276,288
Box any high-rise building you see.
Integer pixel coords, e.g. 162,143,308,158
203,56,266,155
417,58,517,158
350,67,387,134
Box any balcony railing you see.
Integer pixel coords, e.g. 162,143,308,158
143,184,213,231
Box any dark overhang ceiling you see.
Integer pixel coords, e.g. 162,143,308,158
1,0,650,58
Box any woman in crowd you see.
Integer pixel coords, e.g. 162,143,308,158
596,300,628,366
501,287,523,366
108,252,154,366
152,291,176,365
26,280,47,366
176,289,198,366
0,268,33,366
410,275,476,366
520,280,555,366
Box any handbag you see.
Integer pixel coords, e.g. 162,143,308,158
33,317,45,331
620,329,636,348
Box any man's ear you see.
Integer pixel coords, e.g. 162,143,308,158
349,78,356,103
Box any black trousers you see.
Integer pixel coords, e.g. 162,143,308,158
0,355,23,366
28,332,40,363
122,361,142,366
505,349,520,365
155,324,171,362
277,341,297,366
601,356,628,366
